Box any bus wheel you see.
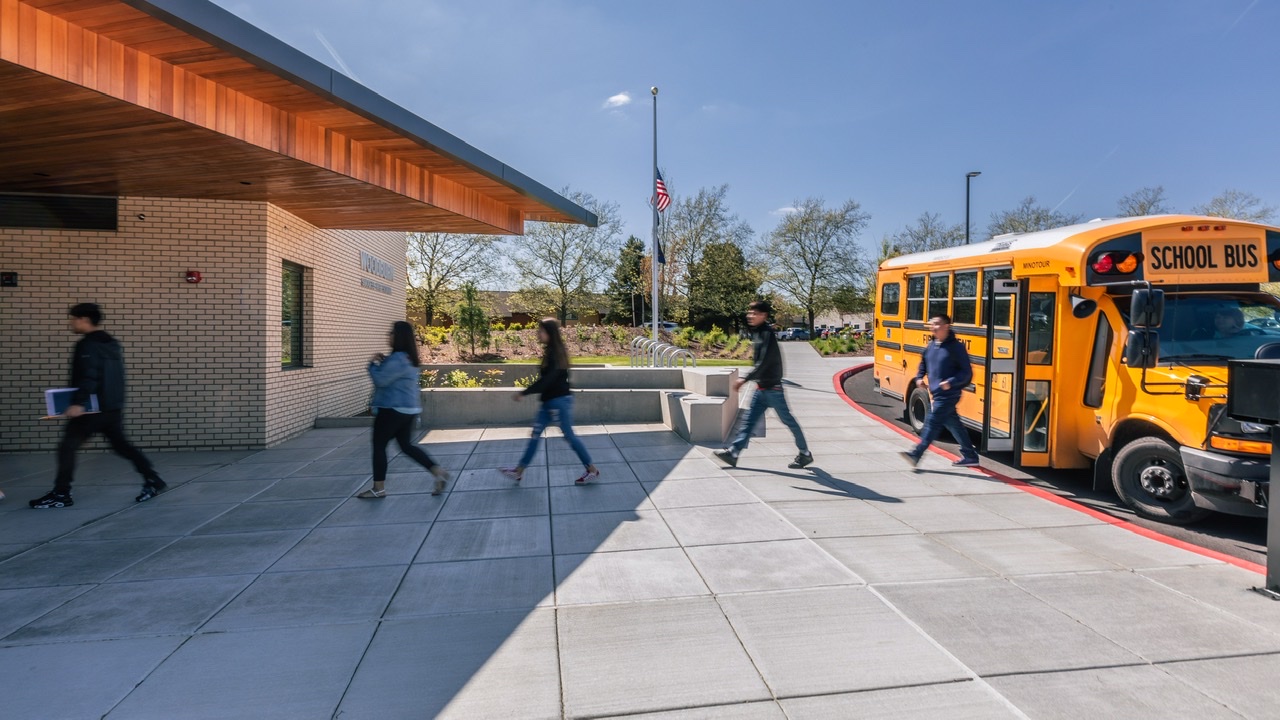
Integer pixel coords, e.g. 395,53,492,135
906,387,930,434
1111,437,1210,525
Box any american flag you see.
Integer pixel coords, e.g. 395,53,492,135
654,170,671,212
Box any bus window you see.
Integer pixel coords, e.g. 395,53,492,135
1027,292,1055,365
987,268,1013,327
1024,380,1050,452
928,273,950,320
907,276,926,321
1083,314,1113,408
953,271,978,325
880,282,901,316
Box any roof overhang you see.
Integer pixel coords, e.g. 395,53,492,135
0,0,596,233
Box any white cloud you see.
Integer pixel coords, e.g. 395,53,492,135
602,91,632,109
770,206,799,216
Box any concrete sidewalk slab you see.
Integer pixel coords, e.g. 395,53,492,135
339,610,562,720
385,556,554,617
661,503,807,546
270,523,430,571
113,529,306,581
106,623,374,720
686,539,861,594
816,534,997,583
203,565,405,631
435,487,547,521
770,499,915,538
931,528,1123,575
554,547,709,604
415,515,551,562
0,537,171,589
558,597,772,718
987,665,1246,720
551,509,679,554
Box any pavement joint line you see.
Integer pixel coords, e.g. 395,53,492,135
864,585,1033,720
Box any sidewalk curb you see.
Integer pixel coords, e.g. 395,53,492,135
834,363,1265,576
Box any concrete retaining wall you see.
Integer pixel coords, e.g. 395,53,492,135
421,388,663,427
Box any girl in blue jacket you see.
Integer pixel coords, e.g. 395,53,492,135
359,321,448,499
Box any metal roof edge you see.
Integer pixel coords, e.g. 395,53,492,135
119,0,595,227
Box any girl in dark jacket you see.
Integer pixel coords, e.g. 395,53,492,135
501,318,599,484
358,321,448,499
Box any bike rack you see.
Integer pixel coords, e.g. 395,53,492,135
630,337,696,368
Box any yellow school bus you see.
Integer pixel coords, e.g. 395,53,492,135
873,215,1279,523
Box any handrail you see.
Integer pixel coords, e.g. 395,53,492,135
629,336,696,368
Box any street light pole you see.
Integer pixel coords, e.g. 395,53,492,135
965,171,981,245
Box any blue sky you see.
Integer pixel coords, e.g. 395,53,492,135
213,0,1278,252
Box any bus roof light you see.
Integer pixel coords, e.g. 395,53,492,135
1115,253,1139,274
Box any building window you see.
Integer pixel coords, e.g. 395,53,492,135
880,282,901,316
952,271,978,325
282,262,305,367
1083,315,1114,408
0,193,117,230
906,276,926,321
928,273,950,321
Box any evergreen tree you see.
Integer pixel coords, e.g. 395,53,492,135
688,242,761,332
455,283,490,358
605,235,646,325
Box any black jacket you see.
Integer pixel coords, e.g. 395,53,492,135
70,330,127,410
913,332,973,401
522,357,571,402
744,325,784,388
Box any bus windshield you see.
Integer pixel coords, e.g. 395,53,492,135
1117,291,1280,363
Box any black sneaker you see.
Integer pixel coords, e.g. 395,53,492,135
29,491,73,509
136,477,168,502
713,449,739,467
952,457,981,468
899,451,921,470
788,452,814,469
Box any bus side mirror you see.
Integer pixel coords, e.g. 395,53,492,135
1124,329,1160,369
1131,288,1165,328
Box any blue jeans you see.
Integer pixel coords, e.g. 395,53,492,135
911,394,978,460
730,387,808,454
519,395,593,468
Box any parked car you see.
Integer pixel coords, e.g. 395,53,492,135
643,321,680,332
1248,316,1280,329
791,328,811,341
777,328,794,341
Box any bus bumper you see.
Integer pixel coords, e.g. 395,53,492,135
1181,447,1268,518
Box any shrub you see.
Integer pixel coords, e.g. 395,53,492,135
723,335,741,354
610,325,630,345
443,369,477,388
491,322,507,332
419,369,440,388
705,325,728,347
514,374,536,389
477,369,504,387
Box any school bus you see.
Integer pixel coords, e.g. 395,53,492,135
873,215,1280,524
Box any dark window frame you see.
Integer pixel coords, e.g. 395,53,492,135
880,282,902,316
1026,291,1056,365
282,261,305,368
906,275,926,321
952,270,979,325
986,268,1014,328
927,272,951,321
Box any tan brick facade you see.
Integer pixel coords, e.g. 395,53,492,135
0,197,405,452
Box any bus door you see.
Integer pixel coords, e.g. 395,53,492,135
982,277,1020,457
1019,277,1059,467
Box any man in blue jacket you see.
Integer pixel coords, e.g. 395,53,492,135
902,313,980,469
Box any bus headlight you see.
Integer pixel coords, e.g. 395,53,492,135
1240,422,1271,434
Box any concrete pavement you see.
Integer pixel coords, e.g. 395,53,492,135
1,343,1278,719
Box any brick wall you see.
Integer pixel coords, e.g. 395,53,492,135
0,197,405,452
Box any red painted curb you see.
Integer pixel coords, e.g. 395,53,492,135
834,363,1266,576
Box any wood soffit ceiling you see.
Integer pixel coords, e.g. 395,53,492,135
0,0,594,233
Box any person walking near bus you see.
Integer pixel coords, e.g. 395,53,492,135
358,321,448,499
501,318,599,485
901,313,981,469
715,300,813,469
29,303,165,509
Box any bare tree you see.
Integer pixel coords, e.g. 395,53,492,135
888,212,965,254
758,197,870,333
406,232,502,326
1116,186,1171,217
988,196,1083,238
664,185,753,318
1193,189,1276,222
510,189,623,323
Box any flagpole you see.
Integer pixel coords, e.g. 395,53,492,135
650,86,660,356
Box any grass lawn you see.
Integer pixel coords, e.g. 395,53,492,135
499,355,748,366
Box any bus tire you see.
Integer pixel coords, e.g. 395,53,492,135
1110,437,1210,525
906,387,930,434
